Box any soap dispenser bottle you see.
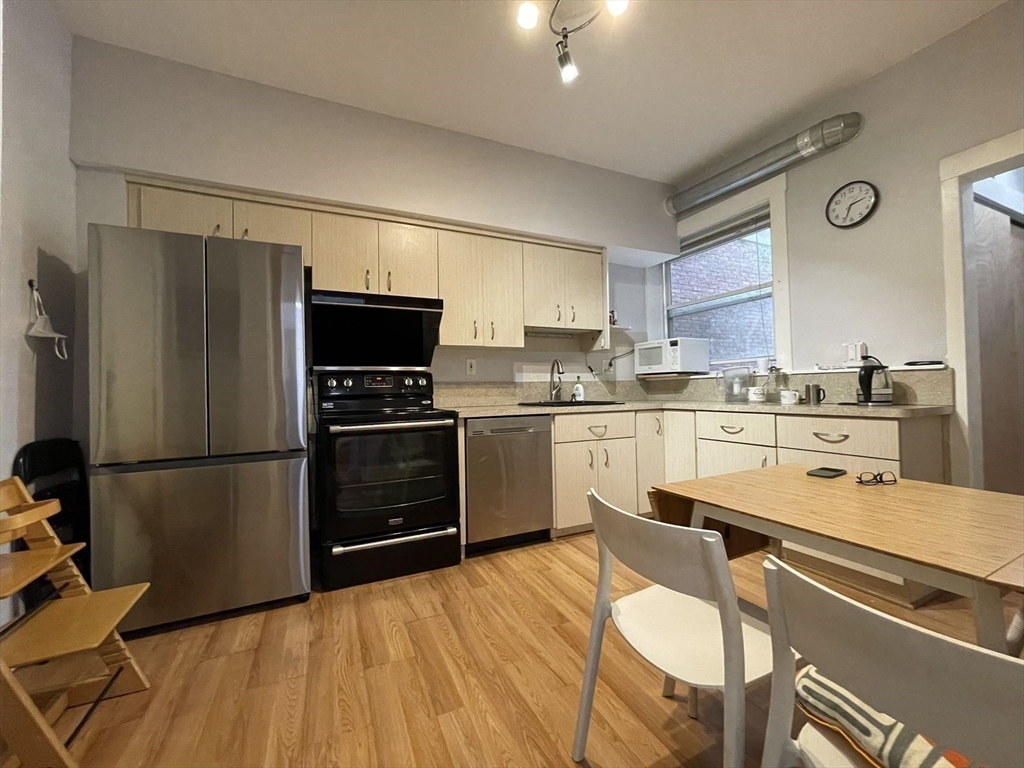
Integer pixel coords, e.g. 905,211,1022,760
572,376,585,403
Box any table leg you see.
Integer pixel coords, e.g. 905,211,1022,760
972,581,1009,654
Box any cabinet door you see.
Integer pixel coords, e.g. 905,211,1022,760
437,231,484,346
311,213,378,292
635,413,665,516
379,222,438,299
598,438,638,515
555,440,599,529
482,238,524,348
565,249,606,331
664,411,697,482
776,448,901,477
233,201,313,266
139,187,232,237
522,243,566,328
697,439,776,478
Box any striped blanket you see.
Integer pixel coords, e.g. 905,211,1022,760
795,666,974,768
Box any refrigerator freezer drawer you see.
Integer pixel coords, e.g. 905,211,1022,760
90,455,309,631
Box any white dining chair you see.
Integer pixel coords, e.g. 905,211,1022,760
761,555,1024,768
572,490,775,767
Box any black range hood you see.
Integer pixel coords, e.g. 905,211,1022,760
309,289,443,369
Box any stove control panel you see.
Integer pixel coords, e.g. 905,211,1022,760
318,371,433,398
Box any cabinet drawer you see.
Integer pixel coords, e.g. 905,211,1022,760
555,411,635,443
696,411,776,446
776,448,901,477
777,416,899,460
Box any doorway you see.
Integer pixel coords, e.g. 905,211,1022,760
967,169,1024,494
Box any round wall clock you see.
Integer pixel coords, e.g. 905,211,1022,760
826,181,879,228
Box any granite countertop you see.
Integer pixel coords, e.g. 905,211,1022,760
451,401,953,420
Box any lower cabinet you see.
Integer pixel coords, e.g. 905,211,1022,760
554,437,637,530
635,411,696,516
776,448,901,477
697,439,777,478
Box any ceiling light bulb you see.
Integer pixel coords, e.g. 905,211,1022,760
517,2,539,30
556,39,579,83
605,0,629,16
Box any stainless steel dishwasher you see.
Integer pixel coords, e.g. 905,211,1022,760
466,416,553,552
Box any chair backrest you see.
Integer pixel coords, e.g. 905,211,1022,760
587,489,737,607
764,555,1024,767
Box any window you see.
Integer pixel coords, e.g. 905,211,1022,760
665,213,775,369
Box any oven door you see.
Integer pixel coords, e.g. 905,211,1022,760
317,413,458,542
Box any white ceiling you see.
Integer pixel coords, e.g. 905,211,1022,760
57,0,1001,184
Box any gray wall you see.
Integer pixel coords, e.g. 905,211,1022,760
672,1,1024,370
0,0,77,474
69,38,677,256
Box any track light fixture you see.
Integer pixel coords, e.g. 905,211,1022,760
516,0,629,84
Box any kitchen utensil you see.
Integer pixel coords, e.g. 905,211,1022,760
805,384,826,404
717,366,752,403
857,355,893,405
747,386,766,403
780,390,800,405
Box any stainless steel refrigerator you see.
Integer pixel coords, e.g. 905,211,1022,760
87,224,309,631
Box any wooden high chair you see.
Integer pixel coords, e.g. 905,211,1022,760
0,476,149,768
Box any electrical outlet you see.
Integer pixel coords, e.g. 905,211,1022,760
603,359,615,374
466,358,477,376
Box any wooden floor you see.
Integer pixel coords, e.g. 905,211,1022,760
37,535,1023,768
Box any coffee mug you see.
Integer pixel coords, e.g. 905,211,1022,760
747,386,766,403
805,384,826,404
780,390,800,405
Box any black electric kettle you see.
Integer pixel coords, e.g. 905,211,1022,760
857,355,893,405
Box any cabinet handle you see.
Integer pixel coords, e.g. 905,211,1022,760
241,228,249,240
364,270,370,290
491,321,495,340
571,305,576,322
588,424,608,436
387,271,392,292
588,448,594,468
762,455,768,468
604,447,610,468
720,425,744,434
557,304,561,321
212,224,221,236
655,417,662,436
812,431,850,443
473,320,478,339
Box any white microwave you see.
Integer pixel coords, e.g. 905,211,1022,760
634,337,710,376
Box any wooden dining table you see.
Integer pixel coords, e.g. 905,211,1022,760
652,464,1024,654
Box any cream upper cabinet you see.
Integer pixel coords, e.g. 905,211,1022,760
233,201,313,266
697,439,777,478
599,437,638,515
565,250,605,331
481,238,524,348
311,213,378,293
379,222,438,299
523,243,605,331
437,231,485,346
635,412,666,516
555,440,599,529
138,187,232,237
523,243,568,328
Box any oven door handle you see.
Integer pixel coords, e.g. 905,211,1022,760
328,419,455,434
332,526,458,555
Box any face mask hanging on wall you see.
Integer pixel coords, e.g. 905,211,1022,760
26,280,68,360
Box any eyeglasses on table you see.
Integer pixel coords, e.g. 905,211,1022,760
856,471,898,486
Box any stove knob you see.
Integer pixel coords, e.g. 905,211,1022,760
418,377,428,387
326,377,337,389
342,378,353,389
404,377,414,387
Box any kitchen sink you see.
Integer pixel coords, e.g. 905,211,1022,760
518,400,625,407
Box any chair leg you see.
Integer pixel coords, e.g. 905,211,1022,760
572,606,609,762
687,685,699,719
661,675,675,698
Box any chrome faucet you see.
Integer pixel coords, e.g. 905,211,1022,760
549,358,565,401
